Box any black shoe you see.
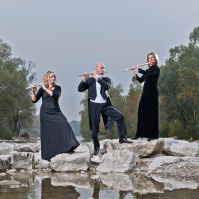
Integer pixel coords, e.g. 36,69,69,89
147,138,154,142
93,149,99,156
131,136,139,140
119,137,133,144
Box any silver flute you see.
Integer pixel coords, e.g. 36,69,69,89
78,72,106,76
26,81,56,89
122,63,150,72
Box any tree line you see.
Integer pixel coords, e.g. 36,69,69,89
80,26,199,141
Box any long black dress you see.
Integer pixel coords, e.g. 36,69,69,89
134,65,160,139
32,85,80,160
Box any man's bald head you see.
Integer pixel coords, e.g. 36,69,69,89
96,62,105,76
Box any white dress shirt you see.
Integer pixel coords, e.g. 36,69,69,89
90,76,108,103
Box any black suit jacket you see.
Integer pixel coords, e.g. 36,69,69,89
78,76,113,130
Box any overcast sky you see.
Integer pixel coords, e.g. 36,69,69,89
1,0,199,121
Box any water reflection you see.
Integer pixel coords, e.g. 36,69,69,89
0,171,199,199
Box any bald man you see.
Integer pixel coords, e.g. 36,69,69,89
78,62,132,156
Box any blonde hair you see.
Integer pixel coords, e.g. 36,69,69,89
43,71,56,88
147,52,159,66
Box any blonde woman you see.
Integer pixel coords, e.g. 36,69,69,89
131,53,160,141
32,71,79,161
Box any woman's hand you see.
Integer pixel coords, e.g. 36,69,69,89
131,68,136,77
32,86,37,94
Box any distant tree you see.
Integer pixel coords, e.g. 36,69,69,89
159,26,199,139
0,39,36,138
124,79,142,138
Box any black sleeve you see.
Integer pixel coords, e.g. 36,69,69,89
32,87,43,103
53,85,61,99
134,75,144,83
138,66,160,77
97,77,111,91
78,80,89,92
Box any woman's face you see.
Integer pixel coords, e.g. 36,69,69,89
49,72,56,82
148,54,156,66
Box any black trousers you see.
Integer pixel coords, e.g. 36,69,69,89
89,101,127,150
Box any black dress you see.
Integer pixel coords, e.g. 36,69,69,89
134,65,160,139
32,85,79,160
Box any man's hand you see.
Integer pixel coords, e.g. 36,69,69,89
83,73,90,81
91,72,98,81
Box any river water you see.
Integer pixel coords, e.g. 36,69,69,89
0,171,199,199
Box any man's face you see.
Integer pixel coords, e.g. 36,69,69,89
96,64,105,74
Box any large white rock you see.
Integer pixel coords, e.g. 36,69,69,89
96,150,139,173
10,152,34,169
14,143,40,153
51,145,90,172
0,155,10,171
148,156,199,177
0,142,14,155
162,138,199,157
102,139,164,157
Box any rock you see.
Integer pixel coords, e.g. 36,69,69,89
91,155,102,164
51,145,90,172
102,139,164,158
148,156,199,177
15,145,36,153
0,180,21,186
33,151,50,170
96,150,139,173
0,155,10,171
163,138,199,157
6,169,16,174
0,142,14,155
10,152,34,169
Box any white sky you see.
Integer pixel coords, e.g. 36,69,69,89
1,0,199,121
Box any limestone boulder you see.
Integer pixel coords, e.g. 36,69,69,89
96,150,139,173
0,142,14,155
51,145,90,172
14,143,41,153
10,152,34,169
102,139,164,157
162,138,199,157
0,155,10,171
148,156,199,177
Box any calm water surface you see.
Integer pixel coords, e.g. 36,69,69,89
0,171,199,199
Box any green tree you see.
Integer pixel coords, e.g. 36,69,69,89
159,26,199,139
0,39,36,138
124,79,142,138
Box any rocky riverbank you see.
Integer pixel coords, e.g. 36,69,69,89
1,138,199,178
